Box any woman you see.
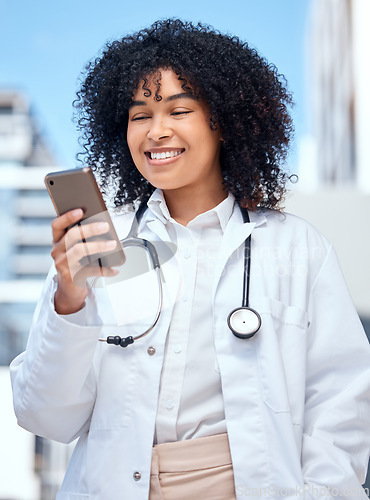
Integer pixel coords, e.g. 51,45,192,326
10,19,370,499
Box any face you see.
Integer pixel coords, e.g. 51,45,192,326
127,69,223,198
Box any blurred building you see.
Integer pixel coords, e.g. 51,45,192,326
0,90,72,499
291,0,370,328
0,90,59,365
289,0,370,488
299,0,370,190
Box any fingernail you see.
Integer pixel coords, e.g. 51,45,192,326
73,209,83,217
106,240,117,249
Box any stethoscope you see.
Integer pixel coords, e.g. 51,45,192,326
99,202,261,348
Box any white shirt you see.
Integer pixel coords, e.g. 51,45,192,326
147,190,235,443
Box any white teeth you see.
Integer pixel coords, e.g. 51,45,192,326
150,150,182,160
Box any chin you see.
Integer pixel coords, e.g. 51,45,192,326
146,178,183,191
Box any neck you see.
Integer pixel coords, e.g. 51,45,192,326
163,185,228,226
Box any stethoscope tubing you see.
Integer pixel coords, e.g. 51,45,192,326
97,236,163,347
96,202,261,347
227,207,261,339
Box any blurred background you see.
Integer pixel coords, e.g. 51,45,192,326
0,0,369,498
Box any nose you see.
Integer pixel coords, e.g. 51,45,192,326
147,115,172,141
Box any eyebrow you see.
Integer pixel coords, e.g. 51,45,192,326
128,93,198,108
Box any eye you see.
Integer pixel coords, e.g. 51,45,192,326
171,110,193,117
130,114,150,121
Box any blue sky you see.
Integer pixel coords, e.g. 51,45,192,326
1,0,311,170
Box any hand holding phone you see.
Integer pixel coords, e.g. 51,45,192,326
44,167,125,314
45,167,125,269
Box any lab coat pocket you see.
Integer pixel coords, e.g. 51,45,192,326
254,297,308,416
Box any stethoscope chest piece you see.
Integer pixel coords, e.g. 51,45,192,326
227,307,261,339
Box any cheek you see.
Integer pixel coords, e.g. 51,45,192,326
126,133,141,170
126,122,140,147
126,128,134,152
126,140,140,166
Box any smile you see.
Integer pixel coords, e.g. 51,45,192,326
146,149,184,160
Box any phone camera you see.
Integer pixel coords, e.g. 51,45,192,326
49,180,54,185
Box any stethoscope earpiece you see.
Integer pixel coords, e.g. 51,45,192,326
227,307,261,339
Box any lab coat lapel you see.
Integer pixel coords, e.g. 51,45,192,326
112,210,136,240
212,209,266,300
145,219,171,244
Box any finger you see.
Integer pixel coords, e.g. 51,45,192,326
70,240,117,261
53,233,118,283
72,262,120,286
99,267,120,277
64,221,111,251
51,209,84,243
66,240,117,276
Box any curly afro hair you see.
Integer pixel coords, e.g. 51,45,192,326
74,18,294,210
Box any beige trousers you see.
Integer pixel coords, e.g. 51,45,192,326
149,433,237,500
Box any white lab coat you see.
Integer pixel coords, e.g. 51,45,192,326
10,206,370,500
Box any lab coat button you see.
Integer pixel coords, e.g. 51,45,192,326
165,399,174,410
173,345,182,353
147,346,156,356
183,248,191,259
133,471,141,481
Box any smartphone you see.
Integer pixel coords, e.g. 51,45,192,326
44,167,125,268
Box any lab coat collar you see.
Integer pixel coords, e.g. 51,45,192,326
146,189,170,225
248,207,268,228
136,191,171,242
112,190,267,238
111,200,267,242
146,188,235,233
